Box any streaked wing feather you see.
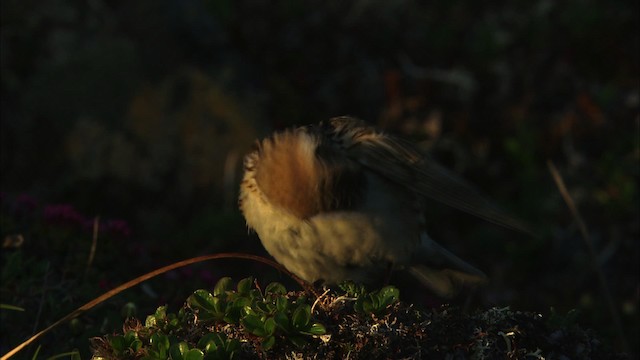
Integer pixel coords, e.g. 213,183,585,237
350,133,532,235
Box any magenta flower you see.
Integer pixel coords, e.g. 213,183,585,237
199,269,215,283
104,219,132,238
98,279,113,290
43,204,86,227
180,268,194,278
15,193,38,213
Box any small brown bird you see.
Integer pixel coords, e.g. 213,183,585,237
239,117,528,298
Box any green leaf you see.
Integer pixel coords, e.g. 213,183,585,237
362,298,374,314
109,335,126,353
306,323,326,335
189,290,217,312
223,298,250,324
273,312,289,331
249,289,262,301
213,277,233,296
275,296,288,312
263,317,276,336
378,286,400,306
261,335,276,350
255,301,271,314
370,294,381,310
170,342,191,360
124,330,138,344
184,349,204,360
123,330,142,351
350,285,399,314
223,297,249,324
155,306,167,320
198,333,217,352
233,297,251,308
265,282,286,295
237,277,254,295
292,304,311,330
145,314,157,327
189,290,227,321
242,314,266,336
149,333,170,356
169,315,181,328
212,297,226,315
225,338,240,352
242,304,257,317
339,281,367,297
131,339,143,352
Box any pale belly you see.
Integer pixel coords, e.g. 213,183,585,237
241,175,420,284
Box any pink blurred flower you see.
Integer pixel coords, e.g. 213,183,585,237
104,219,132,238
43,204,86,227
199,269,215,283
180,268,194,278
15,193,38,212
98,279,113,290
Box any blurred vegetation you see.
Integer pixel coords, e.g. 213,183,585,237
1,0,638,358
93,278,626,359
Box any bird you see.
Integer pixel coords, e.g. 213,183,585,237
239,116,529,298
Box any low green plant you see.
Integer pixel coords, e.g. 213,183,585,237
186,276,326,350
338,280,368,298
359,285,399,314
340,282,400,315
197,333,240,360
106,331,143,358
93,276,328,358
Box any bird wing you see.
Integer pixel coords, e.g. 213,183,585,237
340,122,532,235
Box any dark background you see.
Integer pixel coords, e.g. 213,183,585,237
1,0,638,358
